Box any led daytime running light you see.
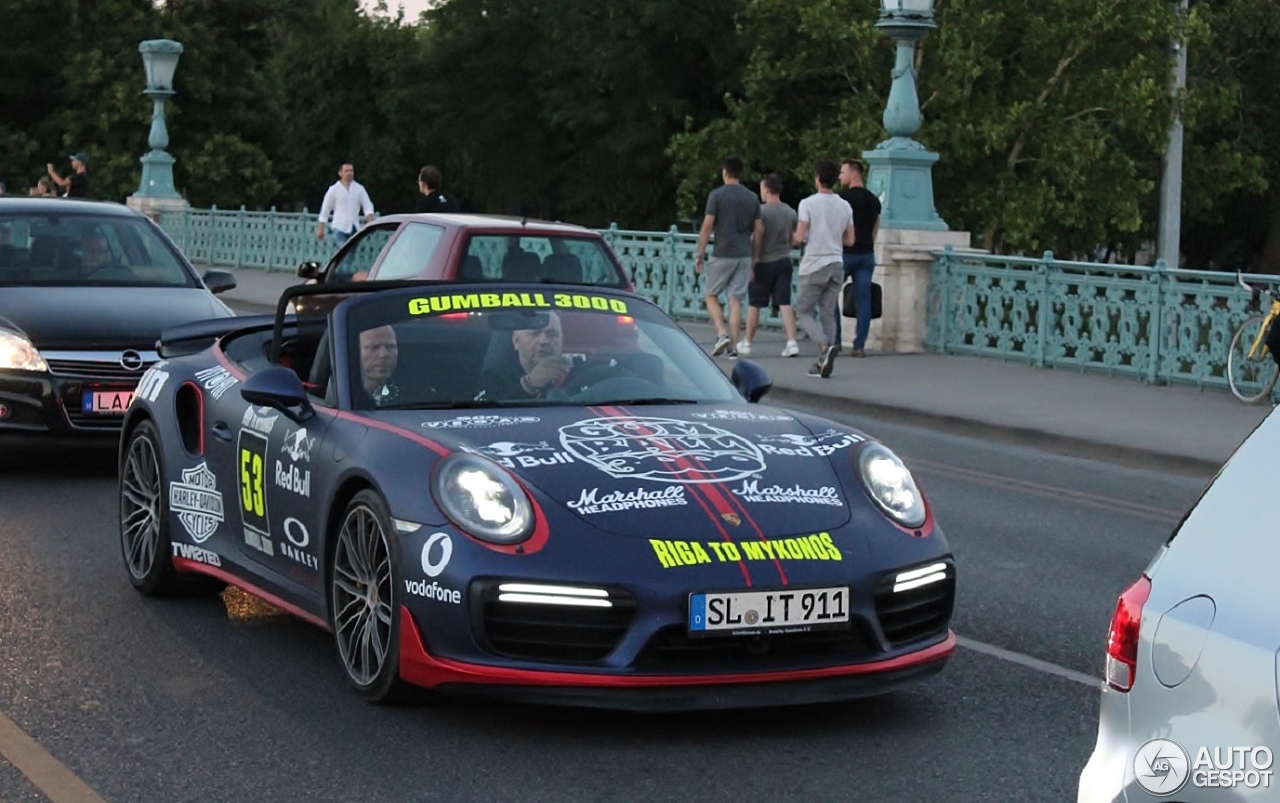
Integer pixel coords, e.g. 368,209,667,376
496,583,613,607
893,562,948,592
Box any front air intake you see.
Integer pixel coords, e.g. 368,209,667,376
472,580,636,664
874,561,955,644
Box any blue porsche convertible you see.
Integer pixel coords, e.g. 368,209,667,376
118,280,956,709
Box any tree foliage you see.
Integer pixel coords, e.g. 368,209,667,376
0,0,1276,268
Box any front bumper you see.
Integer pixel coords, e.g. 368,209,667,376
0,350,156,439
399,608,955,710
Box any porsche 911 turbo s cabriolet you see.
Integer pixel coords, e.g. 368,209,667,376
119,280,956,709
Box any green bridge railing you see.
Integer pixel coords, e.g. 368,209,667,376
156,206,1271,398
929,246,1263,396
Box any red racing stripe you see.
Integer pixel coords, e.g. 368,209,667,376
592,406,753,586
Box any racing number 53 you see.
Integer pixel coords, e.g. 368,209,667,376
238,430,270,535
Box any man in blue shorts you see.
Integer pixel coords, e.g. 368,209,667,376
740,174,799,357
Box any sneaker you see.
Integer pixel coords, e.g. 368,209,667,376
725,348,738,360
851,347,866,358
712,334,731,356
781,341,799,358
818,346,837,378
807,361,824,377
736,340,752,356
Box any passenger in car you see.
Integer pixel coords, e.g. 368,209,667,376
359,325,400,406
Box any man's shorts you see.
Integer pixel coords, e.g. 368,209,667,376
748,257,793,308
704,256,751,299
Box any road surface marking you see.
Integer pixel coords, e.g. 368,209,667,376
957,633,1102,689
0,710,107,803
911,457,1183,524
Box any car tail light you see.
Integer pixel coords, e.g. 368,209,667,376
1105,575,1152,692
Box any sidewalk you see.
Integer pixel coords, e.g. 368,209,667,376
215,266,1272,476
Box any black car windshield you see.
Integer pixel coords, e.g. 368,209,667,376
342,288,741,410
0,212,194,287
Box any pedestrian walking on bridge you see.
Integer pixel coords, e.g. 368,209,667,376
694,154,761,359
837,158,881,357
315,163,375,246
792,159,854,378
741,173,799,357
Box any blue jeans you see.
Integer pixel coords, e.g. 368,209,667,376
328,227,354,247
836,252,876,349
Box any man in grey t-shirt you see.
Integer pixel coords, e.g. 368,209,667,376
695,155,762,358
741,173,799,357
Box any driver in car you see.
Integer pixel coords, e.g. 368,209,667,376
80,232,127,278
477,311,577,400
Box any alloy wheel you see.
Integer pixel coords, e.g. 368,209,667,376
332,503,395,687
121,433,163,582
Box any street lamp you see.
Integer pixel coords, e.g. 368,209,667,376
135,39,183,199
862,0,948,230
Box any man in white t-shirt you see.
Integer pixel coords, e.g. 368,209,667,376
315,163,376,246
792,160,854,378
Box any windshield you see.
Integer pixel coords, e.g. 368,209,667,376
0,212,194,287
342,288,740,410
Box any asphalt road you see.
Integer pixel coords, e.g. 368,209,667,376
0,399,1208,803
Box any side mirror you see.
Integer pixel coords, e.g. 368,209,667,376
730,359,772,403
241,366,314,421
201,269,237,295
297,261,320,280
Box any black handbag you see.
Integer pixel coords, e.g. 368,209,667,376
843,280,882,319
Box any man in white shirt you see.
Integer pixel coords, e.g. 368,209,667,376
315,163,376,245
792,160,854,378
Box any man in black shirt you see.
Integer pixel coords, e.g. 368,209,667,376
836,159,881,357
416,165,461,213
47,153,90,199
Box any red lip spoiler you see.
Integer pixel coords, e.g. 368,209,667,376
398,608,955,689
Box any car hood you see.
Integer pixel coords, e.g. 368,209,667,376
0,286,232,350
408,404,864,537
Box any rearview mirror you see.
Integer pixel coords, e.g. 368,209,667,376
488,310,551,331
241,366,315,421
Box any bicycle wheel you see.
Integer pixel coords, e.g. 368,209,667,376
1227,314,1280,403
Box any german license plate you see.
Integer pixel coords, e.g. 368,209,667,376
82,390,134,414
689,586,850,636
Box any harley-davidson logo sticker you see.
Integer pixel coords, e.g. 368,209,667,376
169,462,225,543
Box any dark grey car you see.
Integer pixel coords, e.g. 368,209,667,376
0,198,237,443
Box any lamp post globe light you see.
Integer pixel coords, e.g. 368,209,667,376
134,39,183,200
862,0,948,230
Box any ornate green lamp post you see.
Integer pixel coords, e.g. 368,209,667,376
862,0,947,230
134,39,183,199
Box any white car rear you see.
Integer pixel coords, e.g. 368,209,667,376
1078,409,1280,801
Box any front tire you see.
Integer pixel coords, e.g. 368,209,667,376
330,489,413,703
1227,314,1280,404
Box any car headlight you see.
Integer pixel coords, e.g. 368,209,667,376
431,453,534,544
857,443,927,528
0,329,48,372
